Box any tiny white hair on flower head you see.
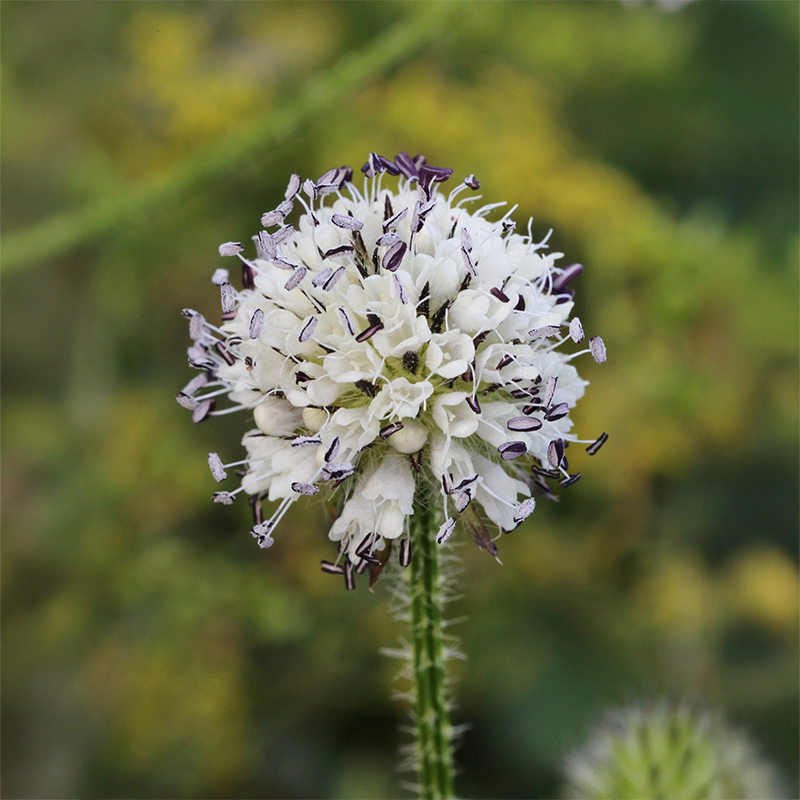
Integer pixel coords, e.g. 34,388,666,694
180,151,607,589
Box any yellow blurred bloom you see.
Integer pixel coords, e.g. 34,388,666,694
635,554,715,636
123,11,265,170
724,548,800,633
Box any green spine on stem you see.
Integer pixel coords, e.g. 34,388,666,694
409,495,455,800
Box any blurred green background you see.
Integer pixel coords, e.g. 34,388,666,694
2,2,798,798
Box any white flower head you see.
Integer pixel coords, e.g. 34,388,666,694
180,152,607,588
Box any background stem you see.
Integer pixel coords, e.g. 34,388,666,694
409,497,455,800
1,1,464,274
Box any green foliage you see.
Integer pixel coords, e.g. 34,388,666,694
2,2,797,798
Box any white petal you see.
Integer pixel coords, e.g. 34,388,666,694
432,393,480,439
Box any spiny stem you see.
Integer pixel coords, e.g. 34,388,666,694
409,496,455,800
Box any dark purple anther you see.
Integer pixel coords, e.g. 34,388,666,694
249,309,264,339
331,213,363,231
218,242,243,257
547,438,565,468
299,316,318,342
569,317,584,343
513,497,536,523
317,167,338,185
192,398,215,423
325,437,340,463
507,416,542,432
312,267,333,287
585,432,608,456
220,282,236,315
208,452,227,482
394,151,419,180
498,441,527,460
590,336,607,364
376,233,401,248
496,355,513,370
188,312,205,342
324,462,355,480
529,325,561,339
360,160,375,179
412,198,436,233
464,174,480,190
383,206,408,232
377,154,400,175
545,402,569,421
323,244,354,259
543,376,558,407
490,288,511,303
322,266,345,291
254,231,273,260
400,538,411,567
355,533,378,558
380,422,404,439
260,209,283,228
284,266,307,291
436,517,456,545
420,164,454,183
462,247,477,276
272,256,297,271
291,436,322,447
382,241,407,272
452,489,471,513
182,373,209,396
465,395,481,414
273,225,295,245
393,274,408,305
214,342,236,366
338,307,355,335
291,482,319,496
285,173,301,200
355,322,384,343
552,263,583,292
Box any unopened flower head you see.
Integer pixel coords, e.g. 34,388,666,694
564,701,784,800
180,152,607,586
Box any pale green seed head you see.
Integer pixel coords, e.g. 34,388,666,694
564,702,784,800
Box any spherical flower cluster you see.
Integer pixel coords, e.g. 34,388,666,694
179,152,606,587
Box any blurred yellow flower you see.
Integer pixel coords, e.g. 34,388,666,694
636,554,715,636
724,548,800,633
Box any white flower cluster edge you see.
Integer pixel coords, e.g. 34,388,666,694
179,152,607,587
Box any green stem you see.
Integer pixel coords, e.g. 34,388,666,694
1,1,465,274
409,495,455,800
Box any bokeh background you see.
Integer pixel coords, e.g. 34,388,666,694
2,2,798,798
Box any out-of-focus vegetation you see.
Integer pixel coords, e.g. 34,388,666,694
1,2,797,798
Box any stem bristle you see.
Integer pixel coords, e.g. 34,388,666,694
383,487,466,799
